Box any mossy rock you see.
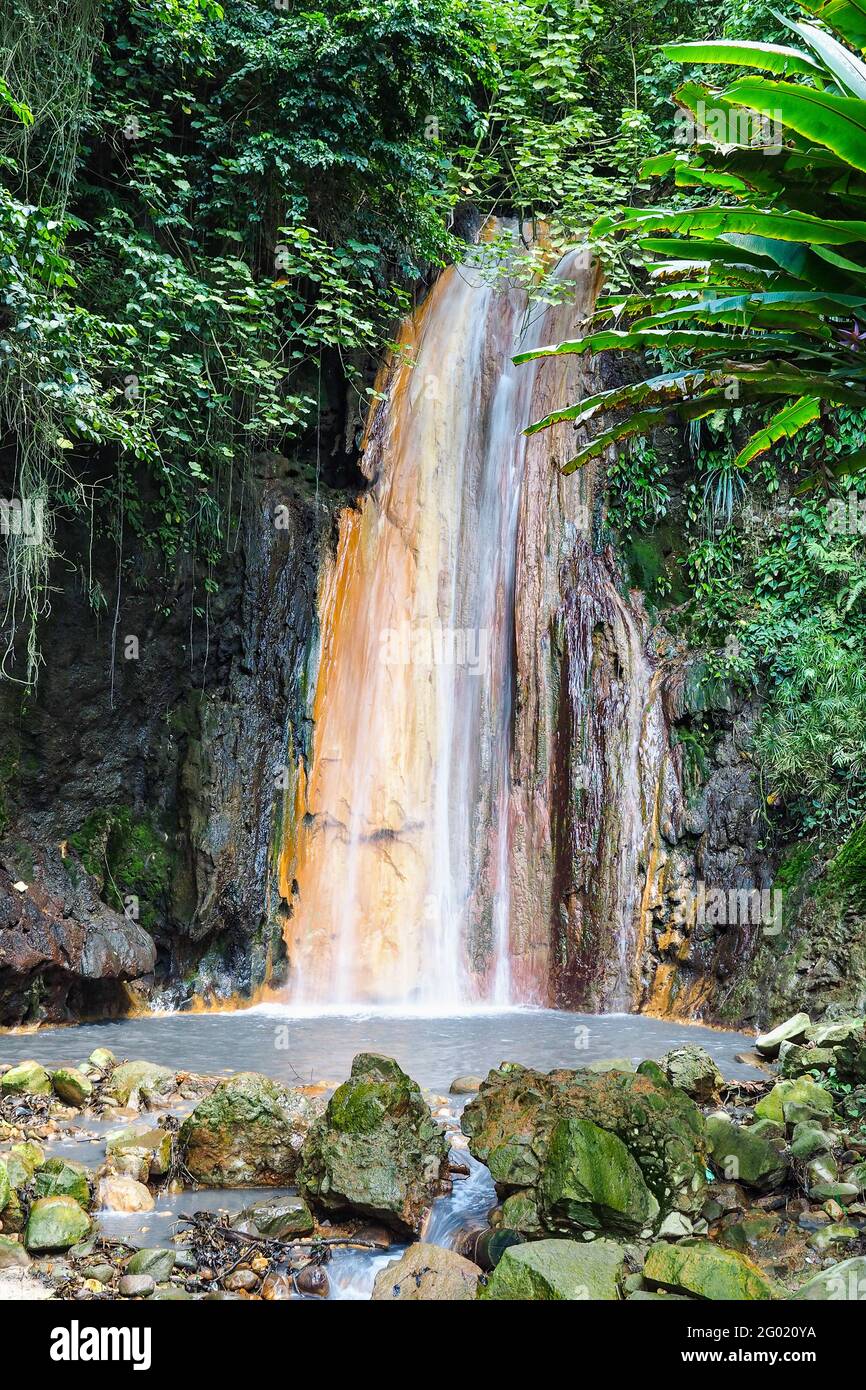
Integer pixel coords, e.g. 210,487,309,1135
0,1234,29,1269
106,1125,172,1180
643,1239,776,1300
755,1078,834,1128
180,1072,322,1186
480,1238,626,1301
500,1191,543,1236
658,1045,723,1103
2,1142,44,1190
106,1060,175,1106
232,1195,314,1239
705,1114,788,1190
298,1053,450,1237
25,1196,92,1252
126,1247,176,1281
538,1116,659,1236
51,1067,93,1107
33,1158,91,1208
1,1060,51,1096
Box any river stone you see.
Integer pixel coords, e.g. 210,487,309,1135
33,1157,91,1208
790,1122,835,1159
450,1076,483,1095
51,1067,92,1107
1,1060,51,1096
298,1053,450,1236
461,1063,707,1223
232,1195,315,1239
500,1191,543,1235
755,1013,810,1057
372,1244,481,1300
96,1176,155,1212
537,1116,659,1236
3,1142,44,1189
25,1196,91,1252
658,1045,723,1103
755,1078,834,1128
705,1114,788,1190
88,1047,116,1071
180,1072,322,1186
106,1125,172,1180
106,1060,175,1107
794,1256,866,1300
0,1234,30,1270
119,1274,155,1298
126,1247,175,1281
643,1239,776,1300
480,1237,626,1301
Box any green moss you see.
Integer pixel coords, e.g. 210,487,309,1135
69,806,174,928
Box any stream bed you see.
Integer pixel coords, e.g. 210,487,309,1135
1,1007,762,1300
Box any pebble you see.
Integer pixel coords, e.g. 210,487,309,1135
118,1274,155,1297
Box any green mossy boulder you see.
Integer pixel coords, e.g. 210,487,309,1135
705,1114,788,1190
778,1044,835,1079
105,1060,175,1106
461,1063,707,1227
538,1116,658,1236
298,1053,450,1236
232,1195,315,1239
126,1247,176,1281
33,1158,91,1208
500,1191,543,1235
480,1238,626,1301
1,1142,44,1190
180,1072,322,1187
25,1196,92,1252
1,1060,51,1096
88,1048,116,1072
643,1239,776,1300
658,1045,723,1103
51,1067,93,1107
754,1078,834,1128
790,1123,835,1160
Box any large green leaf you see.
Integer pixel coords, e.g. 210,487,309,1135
774,14,866,97
514,328,811,363
733,395,823,466
723,77,866,172
661,39,823,77
798,0,866,52
595,204,866,247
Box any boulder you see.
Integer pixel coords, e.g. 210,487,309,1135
24,1196,91,1252
794,1256,866,1300
298,1053,450,1236
2,1142,43,1188
537,1116,659,1236
96,1176,154,1213
126,1248,175,1281
106,1125,172,1181
88,1047,116,1071
180,1072,322,1187
705,1114,788,1190
778,1044,835,1079
658,1045,723,1103
51,1066,93,1107
461,1063,707,1226
372,1244,481,1300
804,1018,863,1048
790,1122,835,1160
0,1235,29,1269
755,1013,811,1057
33,1158,91,1208
232,1195,314,1239
643,1239,776,1300
755,1078,834,1128
0,1060,51,1096
105,1060,175,1107
500,1191,543,1235
480,1238,626,1301
449,1076,483,1095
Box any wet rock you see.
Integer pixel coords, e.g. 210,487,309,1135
51,1067,92,1107
705,1114,788,1190
0,1234,29,1269
106,1125,172,1181
180,1072,322,1187
450,1075,483,1095
96,1176,154,1212
295,1265,329,1298
500,1191,543,1236
126,1248,175,1281
106,1061,175,1107
82,1262,115,1284
658,1212,694,1238
298,1053,450,1237
224,1268,259,1293
643,1239,776,1300
25,1196,92,1252
755,1013,810,1058
261,1272,293,1300
461,1063,707,1225
658,1045,723,1103
33,1157,91,1208
88,1047,116,1072
794,1255,866,1299
372,1243,481,1300
118,1274,155,1298
537,1116,659,1237
790,1122,836,1159
480,1237,626,1301
0,1060,51,1096
755,1078,834,1129
232,1194,314,1239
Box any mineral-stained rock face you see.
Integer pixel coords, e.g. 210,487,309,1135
461,1063,707,1231
0,852,156,1026
180,1072,323,1187
298,1053,451,1236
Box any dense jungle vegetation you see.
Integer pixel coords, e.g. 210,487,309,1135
1,0,866,850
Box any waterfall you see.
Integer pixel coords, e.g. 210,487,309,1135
277,233,678,1010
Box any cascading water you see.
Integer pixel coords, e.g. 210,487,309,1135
277,230,679,1010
